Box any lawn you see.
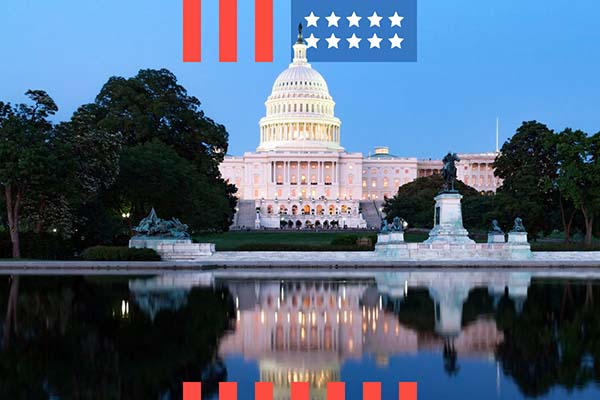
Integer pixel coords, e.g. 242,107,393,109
194,230,430,251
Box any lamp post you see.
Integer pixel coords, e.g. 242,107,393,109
122,212,132,235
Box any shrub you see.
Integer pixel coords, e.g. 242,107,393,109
0,232,79,260
82,246,161,261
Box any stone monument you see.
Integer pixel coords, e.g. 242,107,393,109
424,152,475,244
487,220,505,243
375,216,408,256
129,208,215,260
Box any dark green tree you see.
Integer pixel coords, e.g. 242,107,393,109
382,174,494,231
105,140,235,232
493,121,558,239
555,129,600,245
0,91,60,258
75,69,237,233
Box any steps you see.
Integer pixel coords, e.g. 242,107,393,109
233,200,257,229
359,200,384,229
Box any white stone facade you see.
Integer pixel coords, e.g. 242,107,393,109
219,38,500,229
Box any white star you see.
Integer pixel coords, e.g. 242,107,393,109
346,33,361,49
325,33,340,49
389,33,404,49
325,11,341,27
389,12,404,27
367,33,383,49
304,11,319,27
346,11,361,28
305,33,319,49
367,12,383,27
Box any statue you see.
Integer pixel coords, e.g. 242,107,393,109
296,23,304,43
133,208,190,239
391,216,405,232
489,219,504,234
441,152,460,192
511,217,526,233
379,217,389,233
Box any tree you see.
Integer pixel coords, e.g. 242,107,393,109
382,174,494,231
493,121,559,239
94,69,228,177
76,69,237,233
106,140,235,233
0,90,59,258
555,129,600,245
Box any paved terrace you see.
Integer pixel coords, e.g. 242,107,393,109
0,250,600,271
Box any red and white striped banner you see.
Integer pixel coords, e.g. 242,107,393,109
183,0,273,62
182,381,418,399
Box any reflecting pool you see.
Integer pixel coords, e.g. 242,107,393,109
1,269,600,399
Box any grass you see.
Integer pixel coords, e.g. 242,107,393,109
194,230,431,251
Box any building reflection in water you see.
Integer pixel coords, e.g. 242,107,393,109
129,270,543,399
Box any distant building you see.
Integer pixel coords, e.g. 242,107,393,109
219,37,499,229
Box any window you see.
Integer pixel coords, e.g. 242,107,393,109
348,174,354,185
253,174,260,185
362,180,367,188
371,180,377,188
383,178,389,188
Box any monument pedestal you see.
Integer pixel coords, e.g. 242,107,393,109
424,192,475,244
129,237,215,260
508,231,528,243
487,233,506,243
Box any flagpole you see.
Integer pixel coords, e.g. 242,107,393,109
495,117,499,153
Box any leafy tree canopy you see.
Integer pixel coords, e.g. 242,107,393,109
382,174,495,231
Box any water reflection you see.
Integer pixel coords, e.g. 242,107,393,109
1,270,600,399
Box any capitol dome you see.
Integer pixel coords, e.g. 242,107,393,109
257,32,342,152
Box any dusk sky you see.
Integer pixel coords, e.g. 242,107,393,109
1,0,599,158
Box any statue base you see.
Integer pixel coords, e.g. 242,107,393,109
487,233,506,243
129,236,215,260
424,193,475,244
508,231,528,244
129,237,192,252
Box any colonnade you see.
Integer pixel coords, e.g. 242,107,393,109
269,161,340,185
260,122,340,143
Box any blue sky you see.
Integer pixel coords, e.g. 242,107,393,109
1,0,599,158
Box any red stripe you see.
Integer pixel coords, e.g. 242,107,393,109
254,0,273,62
327,382,345,400
399,382,418,400
183,382,201,400
255,382,273,400
219,382,237,400
183,0,201,62
219,0,237,62
291,382,309,400
363,382,381,400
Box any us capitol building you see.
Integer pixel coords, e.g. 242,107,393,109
220,35,500,230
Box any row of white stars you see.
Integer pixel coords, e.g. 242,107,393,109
305,33,404,49
305,11,404,28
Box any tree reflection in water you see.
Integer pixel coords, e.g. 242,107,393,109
0,272,598,399
0,275,234,399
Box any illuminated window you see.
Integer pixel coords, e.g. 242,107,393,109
348,174,354,185
362,180,367,188
371,180,377,188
